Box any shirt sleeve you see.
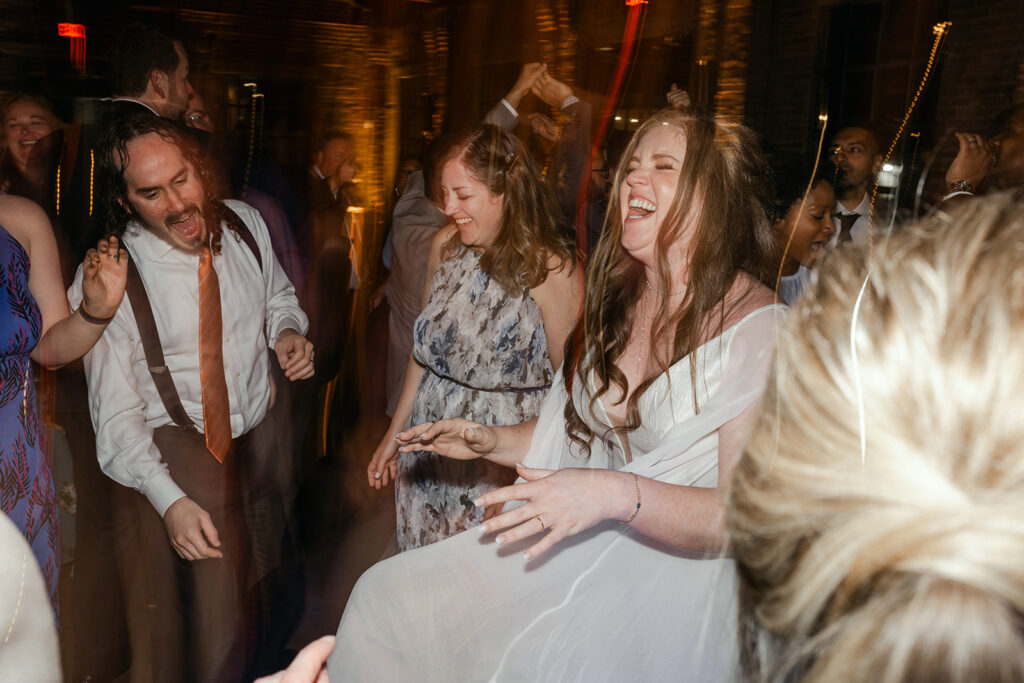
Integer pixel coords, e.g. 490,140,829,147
68,268,187,517
228,201,310,347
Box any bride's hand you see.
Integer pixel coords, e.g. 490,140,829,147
476,465,631,560
366,432,400,489
397,419,496,460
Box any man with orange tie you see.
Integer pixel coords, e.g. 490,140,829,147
69,113,312,682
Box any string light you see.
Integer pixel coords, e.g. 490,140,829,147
773,113,829,298
851,22,951,468
89,149,95,216
55,161,61,215
867,21,952,256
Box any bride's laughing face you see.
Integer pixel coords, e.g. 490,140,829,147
619,125,687,268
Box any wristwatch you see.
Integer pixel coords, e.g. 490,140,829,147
949,180,973,193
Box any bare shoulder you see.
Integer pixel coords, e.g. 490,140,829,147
723,272,778,327
532,250,582,301
0,195,54,253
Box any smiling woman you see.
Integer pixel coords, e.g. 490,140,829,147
367,124,584,553
0,94,60,197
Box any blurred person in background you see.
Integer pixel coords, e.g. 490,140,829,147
0,94,60,202
828,124,883,245
767,154,837,304
942,104,1024,202
383,139,450,418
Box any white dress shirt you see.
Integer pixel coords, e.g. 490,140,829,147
68,200,308,517
831,192,873,246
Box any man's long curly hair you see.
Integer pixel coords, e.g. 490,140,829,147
96,112,240,253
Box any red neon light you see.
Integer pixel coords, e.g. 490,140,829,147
625,0,648,5
58,23,86,38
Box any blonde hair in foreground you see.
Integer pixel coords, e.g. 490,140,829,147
728,192,1024,683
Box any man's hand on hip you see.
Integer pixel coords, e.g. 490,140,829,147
163,497,224,561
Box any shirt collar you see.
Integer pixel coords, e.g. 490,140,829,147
837,192,872,216
110,97,161,116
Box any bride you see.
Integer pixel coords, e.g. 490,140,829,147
327,108,785,681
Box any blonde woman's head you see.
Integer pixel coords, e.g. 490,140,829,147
728,192,1024,683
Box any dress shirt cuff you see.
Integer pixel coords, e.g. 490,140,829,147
942,190,974,201
560,95,580,110
143,474,188,518
269,317,306,348
500,98,519,119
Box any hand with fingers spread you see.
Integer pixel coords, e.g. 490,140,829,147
163,497,223,561
396,418,497,461
476,464,636,560
81,235,128,319
945,131,994,193
366,431,401,489
275,328,315,381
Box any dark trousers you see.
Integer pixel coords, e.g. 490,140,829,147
114,420,285,683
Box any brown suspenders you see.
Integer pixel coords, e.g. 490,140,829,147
123,206,263,428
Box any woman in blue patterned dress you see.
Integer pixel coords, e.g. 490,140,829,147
0,193,127,609
367,125,584,551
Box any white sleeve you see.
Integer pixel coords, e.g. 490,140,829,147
227,200,309,347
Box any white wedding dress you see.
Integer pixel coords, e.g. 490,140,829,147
328,305,785,682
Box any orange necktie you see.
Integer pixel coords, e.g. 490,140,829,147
198,246,231,462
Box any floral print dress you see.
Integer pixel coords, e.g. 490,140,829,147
396,248,553,551
0,225,58,610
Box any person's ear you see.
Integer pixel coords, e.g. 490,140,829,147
150,69,169,101
872,154,883,175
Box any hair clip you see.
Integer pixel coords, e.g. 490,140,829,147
505,151,519,173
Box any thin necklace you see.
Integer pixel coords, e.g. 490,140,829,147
635,288,653,376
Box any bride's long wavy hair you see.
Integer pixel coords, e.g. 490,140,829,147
564,108,775,455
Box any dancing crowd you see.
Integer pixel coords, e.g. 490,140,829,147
2,18,1024,683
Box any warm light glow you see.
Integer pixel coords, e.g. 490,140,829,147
614,115,622,121
625,0,648,5
57,23,86,38
629,118,639,123
347,206,366,214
